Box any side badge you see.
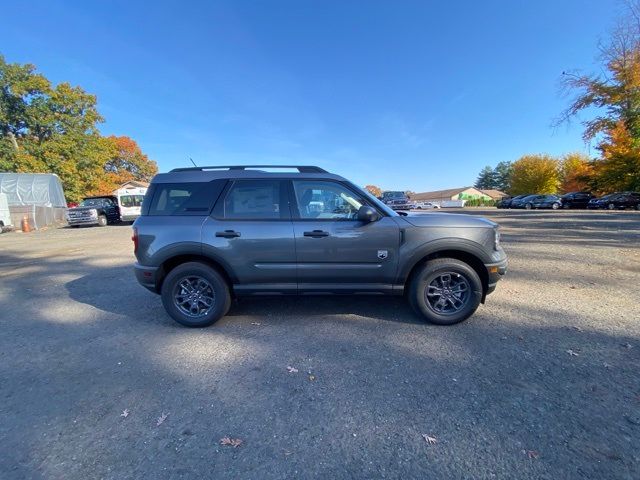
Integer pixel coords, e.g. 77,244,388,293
377,250,388,260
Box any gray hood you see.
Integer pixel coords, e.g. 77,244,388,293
401,213,497,228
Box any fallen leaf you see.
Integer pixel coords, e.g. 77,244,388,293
283,449,293,456
566,349,579,356
120,409,130,418
525,450,539,459
422,434,437,445
570,285,576,289
308,375,316,381
603,362,612,369
220,437,243,448
251,322,261,326
622,343,632,349
572,326,583,332
287,366,298,373
157,412,169,426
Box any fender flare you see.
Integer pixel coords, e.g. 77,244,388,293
397,238,491,284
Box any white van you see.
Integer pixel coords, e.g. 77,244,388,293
0,193,12,230
115,187,147,222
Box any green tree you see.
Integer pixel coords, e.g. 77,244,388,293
493,161,513,192
509,155,560,195
474,166,497,189
0,55,156,202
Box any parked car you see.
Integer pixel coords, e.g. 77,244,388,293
67,196,121,227
133,165,507,327
560,191,594,209
529,194,562,210
588,192,640,210
509,194,535,209
414,201,441,209
386,198,412,211
496,197,514,208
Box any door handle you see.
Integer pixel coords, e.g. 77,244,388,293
216,230,241,238
303,230,329,238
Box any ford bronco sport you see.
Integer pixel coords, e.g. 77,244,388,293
133,165,507,327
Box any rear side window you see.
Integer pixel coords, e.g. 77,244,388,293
223,180,285,219
147,181,225,216
119,195,144,207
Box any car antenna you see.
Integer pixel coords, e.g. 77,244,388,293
189,157,198,167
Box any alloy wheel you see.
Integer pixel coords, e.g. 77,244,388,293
173,275,216,318
425,272,471,315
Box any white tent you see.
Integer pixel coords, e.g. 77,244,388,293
0,173,67,207
0,173,67,229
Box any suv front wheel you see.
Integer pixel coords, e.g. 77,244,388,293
408,258,483,325
161,262,231,327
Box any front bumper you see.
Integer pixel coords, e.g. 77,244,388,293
484,257,508,296
68,218,99,226
134,263,160,293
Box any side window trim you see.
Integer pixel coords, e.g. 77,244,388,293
288,179,386,221
212,179,291,221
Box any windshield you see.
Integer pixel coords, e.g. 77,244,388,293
79,198,108,207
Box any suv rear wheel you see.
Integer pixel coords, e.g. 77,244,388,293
97,214,108,226
161,262,231,327
408,258,483,325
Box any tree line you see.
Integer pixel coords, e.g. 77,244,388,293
0,55,157,202
476,1,640,196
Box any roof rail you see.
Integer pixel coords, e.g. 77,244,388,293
170,165,328,173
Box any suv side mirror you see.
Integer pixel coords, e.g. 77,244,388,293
357,205,380,223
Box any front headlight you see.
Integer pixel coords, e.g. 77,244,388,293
494,228,501,250
89,209,98,217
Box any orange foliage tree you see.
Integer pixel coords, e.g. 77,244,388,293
560,153,593,193
86,135,158,195
364,185,383,197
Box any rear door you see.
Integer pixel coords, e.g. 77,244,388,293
289,179,400,292
201,179,296,294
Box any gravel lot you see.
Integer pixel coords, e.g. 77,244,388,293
1,209,639,480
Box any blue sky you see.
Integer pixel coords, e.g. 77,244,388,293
1,0,619,191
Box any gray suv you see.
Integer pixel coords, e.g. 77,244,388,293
133,166,507,327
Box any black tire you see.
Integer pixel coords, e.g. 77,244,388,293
552,202,560,210
408,258,483,325
608,203,616,210
525,203,532,210
97,215,108,226
161,262,231,327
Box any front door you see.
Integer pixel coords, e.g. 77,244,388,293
201,179,296,294
289,180,400,293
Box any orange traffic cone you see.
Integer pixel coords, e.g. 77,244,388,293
21,215,31,233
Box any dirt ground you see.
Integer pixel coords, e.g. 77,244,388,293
0,209,639,479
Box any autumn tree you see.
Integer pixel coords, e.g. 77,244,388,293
509,154,560,195
0,55,156,201
596,120,640,191
557,1,640,192
364,184,383,198
560,152,593,193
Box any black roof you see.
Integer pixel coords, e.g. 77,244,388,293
154,165,344,184
170,165,327,173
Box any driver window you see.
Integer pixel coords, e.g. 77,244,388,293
293,181,364,219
